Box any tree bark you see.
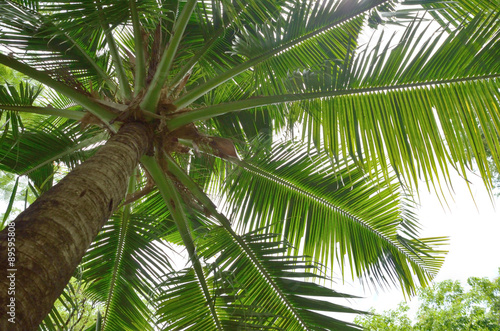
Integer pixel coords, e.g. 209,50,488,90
0,121,153,330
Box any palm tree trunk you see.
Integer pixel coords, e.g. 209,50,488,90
0,121,153,330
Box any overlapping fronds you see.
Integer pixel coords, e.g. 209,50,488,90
223,142,447,295
0,1,112,88
0,81,41,108
0,119,102,172
155,268,220,330
200,79,285,148
0,81,41,142
0,118,105,192
419,0,499,27
174,0,396,108
263,12,500,190
171,0,288,80
168,8,500,194
40,271,102,331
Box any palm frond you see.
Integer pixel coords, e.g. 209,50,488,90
1,1,492,329
0,80,41,141
213,226,364,330
142,156,224,329
222,141,447,296
81,209,173,331
169,0,287,88
0,81,42,107
417,0,499,28
0,119,105,176
174,0,396,108
314,12,500,189
171,11,500,190
155,267,223,330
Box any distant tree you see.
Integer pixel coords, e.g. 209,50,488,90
355,269,500,330
0,0,498,329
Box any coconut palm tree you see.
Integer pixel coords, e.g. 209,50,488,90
0,0,498,329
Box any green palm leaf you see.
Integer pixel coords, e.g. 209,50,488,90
174,0,393,109
419,0,499,28
170,11,500,190
0,1,113,89
0,81,42,139
39,270,101,331
0,1,496,329
157,224,364,330
318,12,500,188
0,119,104,171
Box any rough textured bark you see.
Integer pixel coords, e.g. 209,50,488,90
0,122,153,330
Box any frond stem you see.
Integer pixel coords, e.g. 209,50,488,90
232,159,434,276
0,53,116,125
168,1,255,90
168,74,500,130
0,105,84,120
97,0,133,100
163,155,311,330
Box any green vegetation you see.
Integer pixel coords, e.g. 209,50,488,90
356,269,500,330
50,275,103,331
0,0,498,329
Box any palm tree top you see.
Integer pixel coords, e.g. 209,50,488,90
0,0,498,329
